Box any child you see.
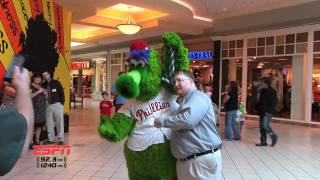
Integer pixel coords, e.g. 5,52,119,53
236,102,246,137
100,91,112,117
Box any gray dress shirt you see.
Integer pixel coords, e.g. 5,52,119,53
159,86,222,159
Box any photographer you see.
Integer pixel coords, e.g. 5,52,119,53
0,66,34,176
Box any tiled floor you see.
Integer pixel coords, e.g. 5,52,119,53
2,99,320,180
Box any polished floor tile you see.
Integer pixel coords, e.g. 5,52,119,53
1,98,320,180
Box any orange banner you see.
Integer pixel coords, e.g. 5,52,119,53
12,0,33,34
54,2,64,57
0,0,23,53
29,0,43,18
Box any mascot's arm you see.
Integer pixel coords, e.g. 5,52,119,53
98,113,135,142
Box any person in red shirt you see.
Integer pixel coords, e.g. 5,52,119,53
100,91,112,116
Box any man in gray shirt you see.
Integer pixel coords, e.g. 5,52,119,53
154,70,222,180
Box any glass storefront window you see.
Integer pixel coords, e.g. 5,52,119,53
246,57,292,119
312,54,320,122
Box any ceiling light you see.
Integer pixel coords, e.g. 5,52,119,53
71,42,85,47
117,7,142,35
223,8,228,11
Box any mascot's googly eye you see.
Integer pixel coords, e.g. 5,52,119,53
137,61,146,68
129,59,138,67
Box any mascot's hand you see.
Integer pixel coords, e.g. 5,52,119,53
98,113,136,142
98,116,118,141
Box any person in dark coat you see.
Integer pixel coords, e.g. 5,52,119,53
256,77,278,147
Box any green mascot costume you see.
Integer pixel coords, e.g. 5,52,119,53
98,32,189,180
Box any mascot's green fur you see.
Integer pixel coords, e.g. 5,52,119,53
98,32,189,180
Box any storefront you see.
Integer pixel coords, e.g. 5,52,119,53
185,41,214,95
70,61,93,98
214,24,320,123
87,50,130,100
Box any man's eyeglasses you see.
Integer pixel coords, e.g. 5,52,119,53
174,78,190,84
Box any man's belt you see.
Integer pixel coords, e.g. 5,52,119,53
180,148,220,161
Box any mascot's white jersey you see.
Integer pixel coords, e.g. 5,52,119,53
119,88,178,151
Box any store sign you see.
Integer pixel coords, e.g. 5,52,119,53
188,51,213,60
71,61,90,69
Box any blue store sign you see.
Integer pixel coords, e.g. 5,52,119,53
188,51,213,61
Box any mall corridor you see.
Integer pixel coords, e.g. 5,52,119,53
1,99,320,180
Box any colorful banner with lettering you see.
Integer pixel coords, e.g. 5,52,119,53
0,0,71,113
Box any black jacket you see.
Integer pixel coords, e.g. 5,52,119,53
256,87,277,115
43,79,65,105
225,90,238,111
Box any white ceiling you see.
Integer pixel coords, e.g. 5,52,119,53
55,0,318,56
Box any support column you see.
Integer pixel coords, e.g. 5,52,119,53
106,51,112,97
305,31,314,122
291,55,305,120
95,62,101,93
242,39,248,107
78,69,83,96
213,40,221,106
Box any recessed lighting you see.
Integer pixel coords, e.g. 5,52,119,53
71,42,85,47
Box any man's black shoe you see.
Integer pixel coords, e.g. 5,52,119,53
256,143,267,146
47,141,55,144
271,135,278,147
58,141,64,145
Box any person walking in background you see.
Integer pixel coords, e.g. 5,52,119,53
29,73,47,149
222,81,241,141
154,70,222,180
100,91,112,117
42,71,65,145
256,77,278,147
111,71,127,112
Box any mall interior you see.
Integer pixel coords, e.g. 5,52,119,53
2,0,320,180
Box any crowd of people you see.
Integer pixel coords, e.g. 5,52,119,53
0,70,65,147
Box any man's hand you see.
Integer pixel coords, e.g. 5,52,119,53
12,66,34,156
12,66,30,92
154,118,162,128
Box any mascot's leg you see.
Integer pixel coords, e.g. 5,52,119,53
124,139,176,180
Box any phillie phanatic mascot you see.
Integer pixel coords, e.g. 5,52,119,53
98,32,189,180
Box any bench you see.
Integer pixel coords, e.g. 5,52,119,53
70,94,83,109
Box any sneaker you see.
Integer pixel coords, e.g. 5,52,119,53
256,143,268,146
58,141,64,145
271,135,278,147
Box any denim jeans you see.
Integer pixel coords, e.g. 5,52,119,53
259,112,276,144
225,110,240,140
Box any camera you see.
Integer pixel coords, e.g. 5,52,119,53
3,54,26,84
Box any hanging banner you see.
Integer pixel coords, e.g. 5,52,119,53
29,0,43,18
0,0,71,113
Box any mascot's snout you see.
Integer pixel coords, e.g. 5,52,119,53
115,70,141,99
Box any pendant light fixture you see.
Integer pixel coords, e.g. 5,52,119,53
117,6,141,35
